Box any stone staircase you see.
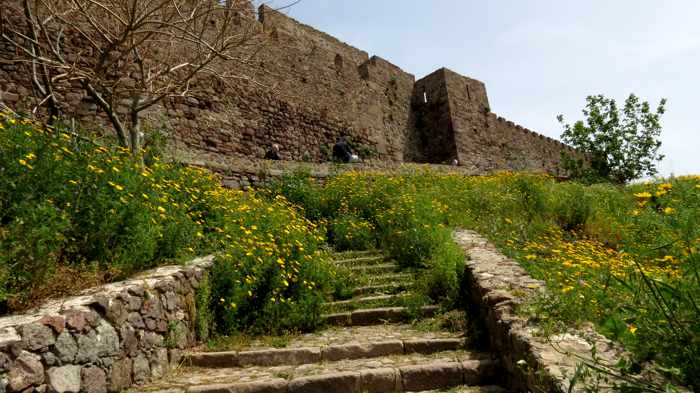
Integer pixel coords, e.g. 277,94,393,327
138,251,506,393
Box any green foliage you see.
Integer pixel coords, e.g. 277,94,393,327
329,214,376,251
559,94,666,184
416,240,464,306
0,115,218,309
265,169,699,389
0,115,346,337
263,171,324,220
205,192,350,334
266,170,465,309
195,272,213,343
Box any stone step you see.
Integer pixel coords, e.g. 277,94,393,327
331,250,382,260
334,255,387,266
199,320,464,351
353,282,413,297
417,386,507,393
323,306,439,326
348,263,398,274
187,337,466,368
360,272,414,285
323,293,413,313
142,350,499,393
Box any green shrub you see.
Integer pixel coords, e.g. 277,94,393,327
206,192,347,334
416,237,464,307
329,214,375,251
377,193,448,268
263,170,323,220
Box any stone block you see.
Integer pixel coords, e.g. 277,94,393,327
399,362,463,391
237,347,321,367
359,368,399,393
323,312,351,326
132,353,150,384
81,366,107,393
187,352,239,368
350,307,404,325
108,357,132,392
288,372,361,393
39,316,66,334
8,352,44,392
321,341,403,361
47,365,81,393
149,348,169,379
404,338,463,354
187,379,287,393
55,331,78,363
21,323,55,351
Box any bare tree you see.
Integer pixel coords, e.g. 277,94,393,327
1,0,262,154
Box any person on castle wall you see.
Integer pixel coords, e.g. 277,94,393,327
332,136,359,163
264,144,281,160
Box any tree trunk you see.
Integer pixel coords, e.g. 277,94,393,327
129,109,141,157
82,81,129,148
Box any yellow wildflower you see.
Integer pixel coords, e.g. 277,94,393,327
107,181,124,191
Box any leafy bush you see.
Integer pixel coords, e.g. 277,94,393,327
0,115,212,309
329,214,376,251
416,238,464,306
558,94,667,184
207,192,344,334
377,193,448,269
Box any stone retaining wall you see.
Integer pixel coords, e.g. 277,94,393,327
173,149,486,190
454,230,679,392
0,256,214,393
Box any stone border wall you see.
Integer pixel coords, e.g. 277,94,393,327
0,256,214,393
454,230,682,392
173,150,486,190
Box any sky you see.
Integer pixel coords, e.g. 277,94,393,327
265,0,700,176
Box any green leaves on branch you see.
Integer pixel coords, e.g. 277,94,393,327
558,94,667,184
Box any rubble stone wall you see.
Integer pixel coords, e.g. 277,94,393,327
454,230,675,392
0,2,579,173
0,256,214,393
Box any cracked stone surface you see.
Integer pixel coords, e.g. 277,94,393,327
137,350,485,392
198,321,463,352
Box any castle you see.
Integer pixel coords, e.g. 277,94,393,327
0,4,577,174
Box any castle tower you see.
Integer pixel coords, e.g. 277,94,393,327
410,68,490,164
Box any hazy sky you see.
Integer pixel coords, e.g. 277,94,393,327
267,0,700,176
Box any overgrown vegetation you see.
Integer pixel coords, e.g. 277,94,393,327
0,114,348,336
266,169,699,389
3,109,698,388
265,171,465,309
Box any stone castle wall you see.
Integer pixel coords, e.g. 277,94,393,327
0,3,578,173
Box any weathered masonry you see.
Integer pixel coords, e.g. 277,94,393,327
0,3,578,174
